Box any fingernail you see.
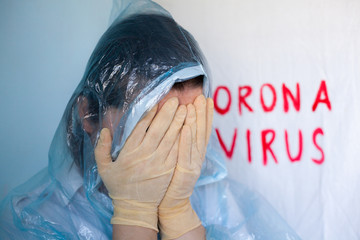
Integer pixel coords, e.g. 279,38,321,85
196,94,206,104
168,97,179,106
178,105,187,118
207,98,214,107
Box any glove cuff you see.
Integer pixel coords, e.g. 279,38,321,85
159,199,202,239
111,199,159,232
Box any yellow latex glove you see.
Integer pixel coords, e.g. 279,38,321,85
159,95,214,239
95,97,186,232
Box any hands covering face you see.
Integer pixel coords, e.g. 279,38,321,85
94,95,214,236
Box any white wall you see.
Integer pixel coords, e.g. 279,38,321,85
0,0,112,199
155,1,360,239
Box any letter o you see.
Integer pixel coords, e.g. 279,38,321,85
260,83,277,112
214,86,231,115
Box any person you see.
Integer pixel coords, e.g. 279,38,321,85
95,92,212,239
0,0,301,239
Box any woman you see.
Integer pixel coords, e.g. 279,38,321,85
0,1,300,239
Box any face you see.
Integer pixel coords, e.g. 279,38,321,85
100,84,203,137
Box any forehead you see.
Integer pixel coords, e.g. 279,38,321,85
157,85,203,112
172,76,204,91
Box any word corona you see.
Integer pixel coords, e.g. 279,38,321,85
213,80,331,115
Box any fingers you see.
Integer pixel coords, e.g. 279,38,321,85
178,125,192,169
157,105,187,162
180,96,212,171
205,98,214,146
164,134,180,169
194,95,206,157
94,128,113,173
185,104,197,152
122,104,158,152
142,97,179,152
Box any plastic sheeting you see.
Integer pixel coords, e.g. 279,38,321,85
0,0,300,239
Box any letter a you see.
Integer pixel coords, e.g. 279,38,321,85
312,80,332,111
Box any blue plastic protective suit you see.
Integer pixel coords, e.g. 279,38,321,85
0,0,301,239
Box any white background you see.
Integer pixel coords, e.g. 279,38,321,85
1,1,360,239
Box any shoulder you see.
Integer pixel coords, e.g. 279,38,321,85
0,168,110,239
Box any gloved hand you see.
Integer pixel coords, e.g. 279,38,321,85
159,95,214,239
95,97,186,232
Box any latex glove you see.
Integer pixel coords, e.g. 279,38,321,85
95,97,186,232
159,95,214,239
